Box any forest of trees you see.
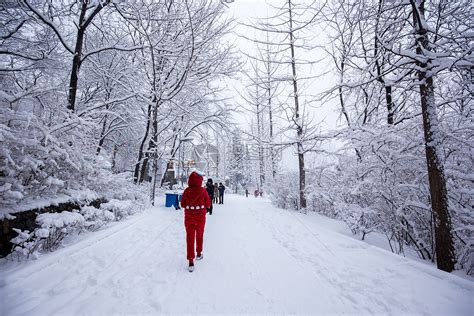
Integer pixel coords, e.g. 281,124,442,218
1,0,237,206
237,0,472,274
1,0,472,274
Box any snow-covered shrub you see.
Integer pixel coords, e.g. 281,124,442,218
271,172,299,210
340,204,378,241
35,211,85,251
100,199,137,221
458,240,474,276
79,206,114,231
10,211,85,259
9,228,41,260
0,109,83,210
88,170,148,206
289,118,473,274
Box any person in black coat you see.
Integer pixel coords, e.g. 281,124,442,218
205,178,214,215
218,183,225,204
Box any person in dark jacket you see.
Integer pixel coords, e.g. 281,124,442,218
213,183,219,203
218,183,225,204
181,171,211,272
205,178,214,215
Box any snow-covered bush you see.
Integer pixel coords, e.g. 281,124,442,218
79,206,114,231
271,172,299,210
100,199,138,221
268,116,473,274
9,228,41,260
9,211,85,259
35,211,85,251
0,108,85,211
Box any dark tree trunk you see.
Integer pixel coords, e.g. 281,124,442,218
268,85,276,179
139,101,161,183
111,143,118,172
67,0,110,112
96,115,107,155
288,0,306,209
256,86,265,188
412,0,455,272
385,85,394,125
419,75,455,272
134,103,152,183
375,0,395,126
67,2,88,112
96,101,109,155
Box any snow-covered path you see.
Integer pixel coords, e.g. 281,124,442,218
1,195,473,315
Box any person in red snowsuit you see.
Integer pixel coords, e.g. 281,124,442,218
180,171,211,272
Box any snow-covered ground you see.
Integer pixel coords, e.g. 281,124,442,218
1,194,472,315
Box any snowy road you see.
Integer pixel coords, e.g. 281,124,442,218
1,195,473,315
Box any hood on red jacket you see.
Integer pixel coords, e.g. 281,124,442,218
188,171,203,187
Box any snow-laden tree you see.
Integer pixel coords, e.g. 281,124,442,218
315,0,473,273
0,0,238,214
239,0,327,209
114,0,236,185
1,0,141,209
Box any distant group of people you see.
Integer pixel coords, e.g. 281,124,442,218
180,171,226,272
211,181,226,205
245,188,263,198
206,179,225,214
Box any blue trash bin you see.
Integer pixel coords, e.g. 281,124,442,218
165,193,182,208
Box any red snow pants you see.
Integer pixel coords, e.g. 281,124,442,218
184,211,206,261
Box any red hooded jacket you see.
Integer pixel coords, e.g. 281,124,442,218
180,172,211,213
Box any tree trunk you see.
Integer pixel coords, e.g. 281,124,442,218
375,0,395,126
256,85,265,188
67,1,88,112
265,31,276,180
288,0,306,209
139,103,159,183
419,75,455,272
96,113,107,155
134,103,153,183
111,143,118,172
412,0,455,272
385,85,394,125
268,84,276,179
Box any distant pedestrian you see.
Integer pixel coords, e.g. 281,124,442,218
181,171,211,272
213,183,219,204
254,189,259,198
218,183,225,204
206,178,214,215
245,188,249,198
259,189,263,197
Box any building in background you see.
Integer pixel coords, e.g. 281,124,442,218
192,143,219,178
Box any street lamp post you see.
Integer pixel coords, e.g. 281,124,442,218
179,137,193,187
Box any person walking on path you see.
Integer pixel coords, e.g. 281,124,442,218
218,183,225,204
181,171,211,272
213,183,219,204
205,178,215,215
245,188,249,198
